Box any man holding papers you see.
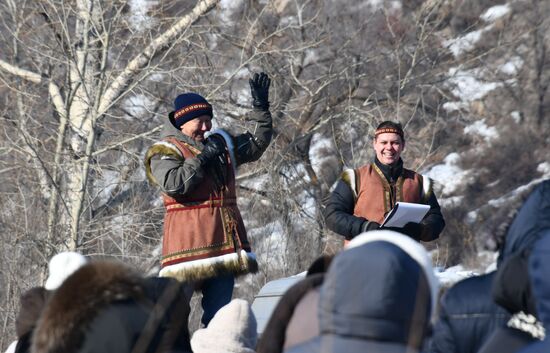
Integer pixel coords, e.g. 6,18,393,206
324,121,445,242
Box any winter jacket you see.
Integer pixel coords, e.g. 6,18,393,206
519,229,550,352
285,230,438,353
146,108,272,197
191,299,257,353
324,158,445,241
497,180,550,262
429,272,510,353
477,249,542,353
144,107,272,281
430,179,550,353
31,261,192,353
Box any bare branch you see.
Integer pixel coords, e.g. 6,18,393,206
98,0,220,115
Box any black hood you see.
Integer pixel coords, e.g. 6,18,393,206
499,180,550,264
318,239,432,349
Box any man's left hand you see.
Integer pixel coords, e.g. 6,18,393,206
382,222,423,241
249,72,271,110
402,222,423,240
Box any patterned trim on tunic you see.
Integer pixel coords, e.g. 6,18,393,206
372,162,392,213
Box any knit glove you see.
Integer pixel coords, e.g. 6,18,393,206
197,134,226,167
361,221,381,233
249,72,271,110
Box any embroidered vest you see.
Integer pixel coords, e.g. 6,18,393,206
351,163,429,223
155,137,256,281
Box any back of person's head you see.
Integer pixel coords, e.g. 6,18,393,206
256,272,325,353
306,254,333,276
191,299,257,353
44,251,89,290
346,231,439,318
315,231,437,351
15,286,49,338
32,260,192,353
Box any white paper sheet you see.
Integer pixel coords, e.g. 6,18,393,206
381,202,430,227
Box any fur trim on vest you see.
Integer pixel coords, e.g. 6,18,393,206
341,167,433,204
341,168,358,201
144,141,184,187
148,135,257,282
160,250,258,282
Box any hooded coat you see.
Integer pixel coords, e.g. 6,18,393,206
14,252,87,353
477,248,543,353
31,261,192,353
285,231,438,353
430,179,550,353
518,219,550,352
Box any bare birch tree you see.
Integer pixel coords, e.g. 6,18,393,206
0,0,219,253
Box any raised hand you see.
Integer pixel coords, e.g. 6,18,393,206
249,72,271,110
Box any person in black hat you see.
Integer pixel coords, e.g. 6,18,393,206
324,120,445,243
144,72,273,327
284,230,438,353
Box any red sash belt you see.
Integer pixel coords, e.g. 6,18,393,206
165,197,237,212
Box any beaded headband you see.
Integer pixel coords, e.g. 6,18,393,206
374,127,404,139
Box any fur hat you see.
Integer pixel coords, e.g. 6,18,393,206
191,299,257,353
44,252,89,290
170,93,213,129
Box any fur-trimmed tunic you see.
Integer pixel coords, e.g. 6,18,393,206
144,107,273,282
324,158,445,241
351,163,429,224
148,136,256,282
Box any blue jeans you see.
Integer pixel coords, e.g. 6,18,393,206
200,274,234,326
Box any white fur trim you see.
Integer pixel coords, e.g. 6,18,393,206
210,128,237,175
152,140,183,157
342,168,357,199
45,252,89,290
421,174,432,201
5,340,17,353
159,250,257,282
507,311,545,339
347,230,439,320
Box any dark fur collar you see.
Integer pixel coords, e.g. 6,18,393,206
32,261,146,353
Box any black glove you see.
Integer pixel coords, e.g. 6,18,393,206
361,221,381,233
383,222,423,240
249,72,271,110
402,222,423,240
197,135,226,167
